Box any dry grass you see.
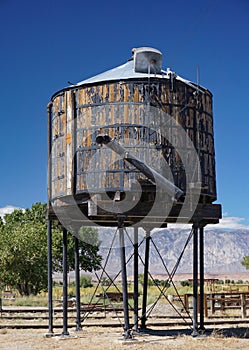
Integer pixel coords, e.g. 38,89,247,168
1,326,249,350
2,281,249,348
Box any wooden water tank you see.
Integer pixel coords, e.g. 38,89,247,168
48,47,217,224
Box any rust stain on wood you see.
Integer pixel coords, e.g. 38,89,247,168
66,133,71,144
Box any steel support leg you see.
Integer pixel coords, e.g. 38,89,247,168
47,220,53,335
192,225,199,337
118,216,131,339
74,235,82,331
133,226,139,332
199,226,205,333
62,227,69,336
141,229,151,330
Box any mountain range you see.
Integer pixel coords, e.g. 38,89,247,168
97,228,249,277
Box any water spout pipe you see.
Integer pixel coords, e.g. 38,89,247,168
96,134,184,201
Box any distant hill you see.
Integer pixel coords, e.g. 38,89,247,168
97,228,249,276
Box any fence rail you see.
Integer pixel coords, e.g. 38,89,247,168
182,292,249,318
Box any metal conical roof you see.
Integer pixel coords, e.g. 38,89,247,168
57,47,207,95
75,47,166,86
75,59,167,85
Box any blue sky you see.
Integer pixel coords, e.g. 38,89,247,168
0,0,249,229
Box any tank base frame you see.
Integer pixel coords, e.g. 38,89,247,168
47,201,221,227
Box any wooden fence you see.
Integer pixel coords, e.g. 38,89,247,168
183,292,249,318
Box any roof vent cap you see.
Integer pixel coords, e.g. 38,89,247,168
133,47,162,74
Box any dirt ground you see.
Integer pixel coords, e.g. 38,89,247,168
1,325,249,350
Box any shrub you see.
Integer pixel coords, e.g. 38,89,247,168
80,275,93,288
100,277,112,286
180,280,192,287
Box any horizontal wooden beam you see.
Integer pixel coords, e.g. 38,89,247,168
47,201,221,227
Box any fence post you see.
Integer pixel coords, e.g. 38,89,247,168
241,293,246,318
184,294,189,312
220,294,225,312
204,294,208,318
211,293,215,314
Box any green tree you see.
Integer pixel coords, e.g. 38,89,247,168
0,203,102,296
0,205,48,296
52,226,102,273
0,216,4,231
241,256,249,270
